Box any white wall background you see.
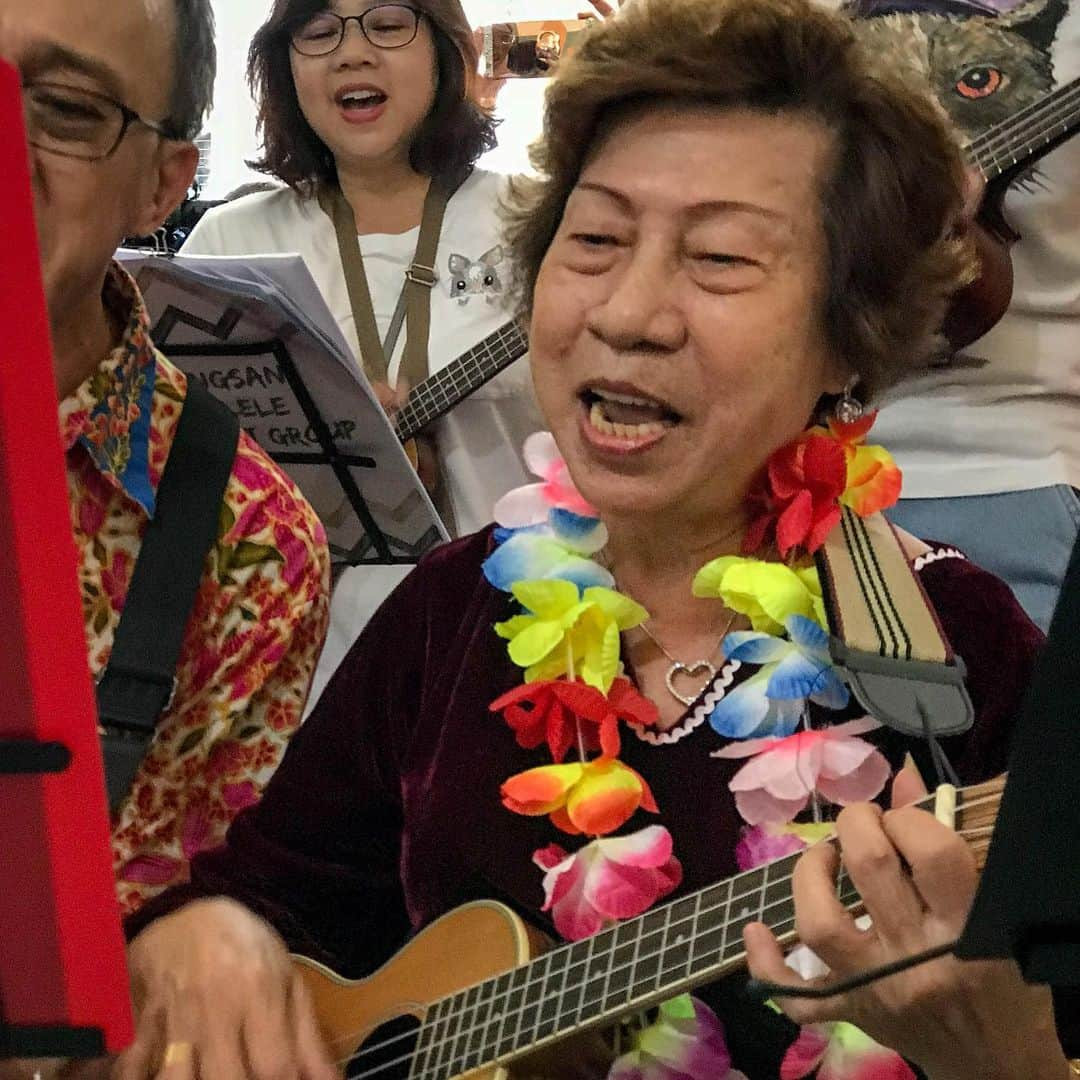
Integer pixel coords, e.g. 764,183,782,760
204,0,566,197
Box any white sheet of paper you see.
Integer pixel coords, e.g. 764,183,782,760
118,250,448,566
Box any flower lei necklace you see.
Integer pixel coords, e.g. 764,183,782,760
482,414,916,1080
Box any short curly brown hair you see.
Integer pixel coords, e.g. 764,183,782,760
504,0,975,399
248,0,497,193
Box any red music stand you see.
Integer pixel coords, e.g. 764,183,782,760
0,58,134,1058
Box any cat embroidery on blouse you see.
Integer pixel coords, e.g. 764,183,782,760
848,0,1068,139
447,246,505,305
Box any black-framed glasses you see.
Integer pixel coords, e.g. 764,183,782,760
23,81,176,162
289,5,422,56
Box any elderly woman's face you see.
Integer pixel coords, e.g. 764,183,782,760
529,104,848,525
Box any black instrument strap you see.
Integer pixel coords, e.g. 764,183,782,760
96,379,239,809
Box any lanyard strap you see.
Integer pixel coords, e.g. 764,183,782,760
320,181,448,391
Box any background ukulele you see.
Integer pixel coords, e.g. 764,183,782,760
946,74,1080,349
395,320,529,473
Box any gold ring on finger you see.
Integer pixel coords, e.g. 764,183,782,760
162,1041,194,1067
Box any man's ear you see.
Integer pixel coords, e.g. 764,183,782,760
130,140,200,238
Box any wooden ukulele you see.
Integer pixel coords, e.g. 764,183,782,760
946,75,1080,349
293,777,1005,1080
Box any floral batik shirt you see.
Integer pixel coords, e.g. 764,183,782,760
61,264,331,915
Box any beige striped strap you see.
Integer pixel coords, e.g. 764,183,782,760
816,508,974,738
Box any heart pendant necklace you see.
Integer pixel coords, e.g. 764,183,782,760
637,612,738,707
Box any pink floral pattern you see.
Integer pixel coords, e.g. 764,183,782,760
62,265,330,915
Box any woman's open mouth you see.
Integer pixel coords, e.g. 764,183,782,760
579,384,681,452
335,86,388,123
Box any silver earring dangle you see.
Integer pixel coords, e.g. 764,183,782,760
834,381,864,424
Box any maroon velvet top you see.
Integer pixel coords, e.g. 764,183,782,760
129,528,1072,1076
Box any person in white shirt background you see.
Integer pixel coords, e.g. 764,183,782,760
184,0,544,693
848,0,1080,632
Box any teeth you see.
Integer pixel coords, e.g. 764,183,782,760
589,402,667,438
592,388,661,408
342,91,382,106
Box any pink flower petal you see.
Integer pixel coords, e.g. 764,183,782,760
726,734,820,797
551,867,605,940
598,825,674,869
712,735,786,760
735,825,810,871
781,1026,829,1079
583,858,667,921
817,750,891,806
523,431,562,478
818,733,879,778
734,788,809,826
533,842,572,873
493,483,550,528
830,716,883,739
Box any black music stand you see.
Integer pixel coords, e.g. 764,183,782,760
165,339,398,564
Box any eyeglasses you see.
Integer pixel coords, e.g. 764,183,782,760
289,5,422,56
23,81,175,162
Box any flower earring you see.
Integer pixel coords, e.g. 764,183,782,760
834,380,864,424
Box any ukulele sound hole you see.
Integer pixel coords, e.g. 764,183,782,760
344,1014,420,1080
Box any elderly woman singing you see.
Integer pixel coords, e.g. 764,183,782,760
111,0,1075,1077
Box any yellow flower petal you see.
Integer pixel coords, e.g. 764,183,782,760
511,578,581,619
494,613,535,640
508,621,567,667
781,821,834,845
692,555,744,599
583,586,649,629
566,759,645,834
694,557,826,634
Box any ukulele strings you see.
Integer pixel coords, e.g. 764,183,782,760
332,801,999,1078
968,77,1080,163
968,79,1080,175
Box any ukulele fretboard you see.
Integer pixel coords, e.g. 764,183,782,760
394,320,529,444
967,76,1080,181
408,852,859,1080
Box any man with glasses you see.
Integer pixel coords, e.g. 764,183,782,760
0,0,330,935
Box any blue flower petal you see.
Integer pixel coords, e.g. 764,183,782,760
723,631,791,665
808,665,850,711
708,669,772,738
766,650,829,701
767,702,803,738
492,522,548,547
785,614,831,659
482,533,613,593
549,508,606,554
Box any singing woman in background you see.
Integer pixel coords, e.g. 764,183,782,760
183,0,543,687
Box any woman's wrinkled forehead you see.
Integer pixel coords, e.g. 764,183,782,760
575,99,836,211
